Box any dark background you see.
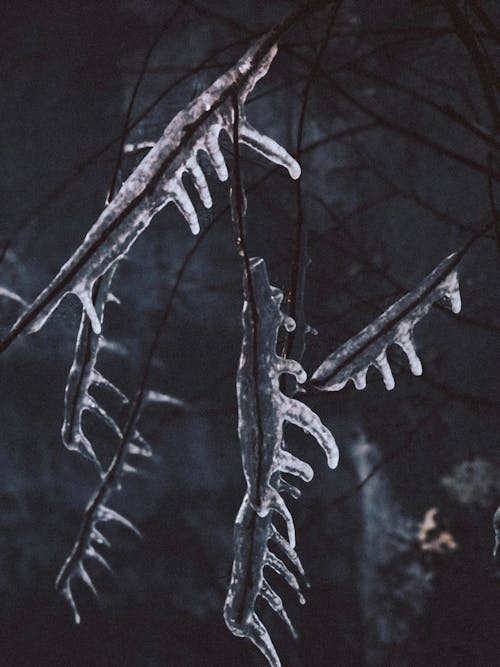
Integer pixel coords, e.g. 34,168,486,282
1,1,500,665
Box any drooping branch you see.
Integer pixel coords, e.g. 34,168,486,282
61,266,126,469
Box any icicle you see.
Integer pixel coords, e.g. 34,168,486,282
269,525,305,577
129,431,153,457
267,487,296,549
374,351,395,391
275,449,314,482
278,477,301,499
91,369,129,404
120,462,138,476
85,395,122,438
312,253,463,392
127,440,152,458
261,580,298,639
0,286,27,307
78,562,98,596
239,119,301,180
266,551,305,604
74,286,101,335
96,505,141,537
144,390,185,408
91,527,110,548
85,545,113,573
185,155,212,208
61,581,81,624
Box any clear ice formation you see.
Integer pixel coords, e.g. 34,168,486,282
4,35,300,344
311,253,461,392
58,259,181,622
224,257,338,667
55,390,177,623
61,265,127,469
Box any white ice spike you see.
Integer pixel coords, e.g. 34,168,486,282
224,258,338,667
2,35,299,347
311,253,462,392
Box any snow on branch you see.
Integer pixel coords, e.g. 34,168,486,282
311,252,462,391
1,35,299,352
224,257,338,667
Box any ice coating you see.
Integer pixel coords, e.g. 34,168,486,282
3,35,300,345
61,265,125,469
311,253,462,392
0,286,27,307
56,395,157,623
237,257,338,525
55,492,141,625
224,257,338,667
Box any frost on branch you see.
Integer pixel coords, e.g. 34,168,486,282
2,35,299,349
224,257,338,667
56,389,180,623
311,252,461,391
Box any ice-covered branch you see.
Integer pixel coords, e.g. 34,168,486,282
224,496,305,667
224,257,338,666
56,389,181,622
0,36,299,353
311,252,462,391
61,265,126,469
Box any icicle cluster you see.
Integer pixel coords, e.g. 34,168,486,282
224,258,338,667
55,494,141,624
61,265,126,469
56,389,181,622
311,253,461,391
5,35,299,344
